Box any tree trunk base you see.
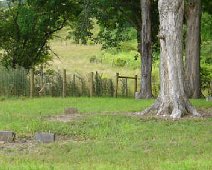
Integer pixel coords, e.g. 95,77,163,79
135,92,153,99
135,97,201,119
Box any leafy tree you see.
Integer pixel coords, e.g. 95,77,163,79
201,12,212,42
0,0,80,69
202,0,212,14
141,0,200,118
71,0,159,98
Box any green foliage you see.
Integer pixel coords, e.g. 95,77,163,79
70,0,159,51
97,27,133,49
201,12,212,42
0,0,80,69
201,41,212,96
202,0,212,14
114,58,127,67
200,64,212,96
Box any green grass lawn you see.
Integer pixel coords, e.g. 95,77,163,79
0,97,212,170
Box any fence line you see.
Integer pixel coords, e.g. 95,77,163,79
0,67,146,98
115,73,138,98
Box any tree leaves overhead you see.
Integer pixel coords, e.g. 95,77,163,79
0,0,80,69
71,0,143,48
202,0,212,14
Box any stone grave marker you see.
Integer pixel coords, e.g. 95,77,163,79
0,131,16,142
35,132,55,143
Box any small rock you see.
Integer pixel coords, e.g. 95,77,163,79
135,92,140,99
0,141,5,144
0,131,16,142
206,96,212,101
64,108,78,114
35,132,55,143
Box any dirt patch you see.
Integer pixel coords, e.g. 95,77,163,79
0,135,87,155
0,138,36,154
46,107,82,122
198,108,212,118
47,113,82,122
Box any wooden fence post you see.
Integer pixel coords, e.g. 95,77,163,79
115,73,119,98
90,72,94,97
125,78,128,97
134,75,138,96
73,74,76,96
63,69,67,98
30,69,34,98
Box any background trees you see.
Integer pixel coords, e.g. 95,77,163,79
71,0,159,98
0,0,211,99
0,0,80,69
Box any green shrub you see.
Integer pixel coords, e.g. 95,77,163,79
114,58,127,67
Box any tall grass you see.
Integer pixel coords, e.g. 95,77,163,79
0,66,29,96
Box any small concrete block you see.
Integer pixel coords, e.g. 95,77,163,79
64,108,78,114
35,132,55,143
135,92,140,99
206,96,212,101
0,141,5,144
0,131,16,142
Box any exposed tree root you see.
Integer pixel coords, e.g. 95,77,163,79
135,97,201,119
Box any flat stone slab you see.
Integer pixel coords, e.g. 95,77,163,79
64,108,78,114
35,132,55,143
0,131,16,142
48,114,81,123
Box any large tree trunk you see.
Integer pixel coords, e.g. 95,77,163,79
140,0,153,98
138,0,200,119
137,0,153,99
185,0,201,98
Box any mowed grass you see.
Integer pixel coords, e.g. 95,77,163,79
0,97,212,170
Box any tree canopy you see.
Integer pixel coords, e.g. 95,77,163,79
0,0,80,68
71,0,159,50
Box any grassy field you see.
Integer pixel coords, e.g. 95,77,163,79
0,97,211,170
49,28,142,79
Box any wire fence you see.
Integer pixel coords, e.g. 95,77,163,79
0,67,142,98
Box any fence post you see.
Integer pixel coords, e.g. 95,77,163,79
30,69,34,98
125,78,128,97
73,74,76,96
115,73,119,98
134,75,138,96
89,72,94,97
63,69,67,98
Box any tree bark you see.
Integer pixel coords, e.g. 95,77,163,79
137,0,153,99
185,0,201,98
141,0,153,98
138,0,200,119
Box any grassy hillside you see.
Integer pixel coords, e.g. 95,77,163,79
49,29,142,78
48,27,211,96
